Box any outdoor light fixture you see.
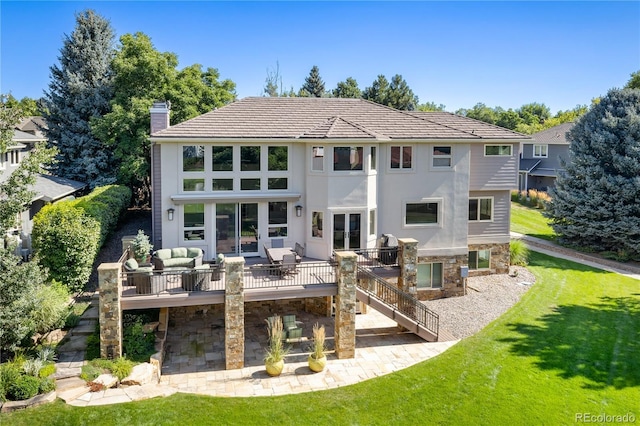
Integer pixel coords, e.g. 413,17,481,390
295,205,303,217
167,208,175,221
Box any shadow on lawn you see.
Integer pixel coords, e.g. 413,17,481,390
501,295,640,390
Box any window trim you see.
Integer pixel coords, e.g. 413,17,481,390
469,249,491,270
484,145,513,156
369,209,376,236
403,199,442,228
389,145,414,171
417,262,443,289
431,145,452,169
533,144,548,158
468,197,494,222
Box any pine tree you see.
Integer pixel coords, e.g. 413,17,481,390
333,77,361,98
546,88,640,259
300,66,325,97
387,74,418,111
44,10,115,188
362,75,389,106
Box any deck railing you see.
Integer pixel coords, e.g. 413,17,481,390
243,261,336,290
357,267,439,339
122,265,224,296
334,247,399,268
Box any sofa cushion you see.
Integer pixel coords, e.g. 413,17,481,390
155,249,172,260
187,247,202,258
171,247,188,258
162,258,193,268
124,258,139,271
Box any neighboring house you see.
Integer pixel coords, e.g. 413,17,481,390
518,122,574,192
1,120,86,257
149,97,531,298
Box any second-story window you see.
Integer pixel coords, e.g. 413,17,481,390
268,146,288,171
391,146,412,169
9,150,20,165
469,197,493,221
0,152,6,169
312,146,324,172
533,144,548,158
183,145,204,171
241,146,260,171
212,146,233,171
485,145,512,156
433,146,452,168
333,147,363,171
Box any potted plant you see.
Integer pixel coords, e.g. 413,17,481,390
308,322,327,372
131,230,153,264
264,315,288,377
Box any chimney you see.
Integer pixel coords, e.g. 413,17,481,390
150,101,171,134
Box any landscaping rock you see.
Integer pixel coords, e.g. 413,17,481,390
121,363,156,386
0,391,57,413
94,374,118,389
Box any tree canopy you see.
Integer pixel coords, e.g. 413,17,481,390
625,70,640,90
363,74,418,110
333,77,362,99
43,9,116,188
299,65,326,97
92,31,236,205
545,88,640,259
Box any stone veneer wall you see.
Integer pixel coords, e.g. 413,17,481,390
98,263,123,359
334,251,356,359
468,242,510,276
397,238,418,297
224,257,245,370
416,254,467,301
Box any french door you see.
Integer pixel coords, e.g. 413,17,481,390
333,213,361,250
216,203,259,256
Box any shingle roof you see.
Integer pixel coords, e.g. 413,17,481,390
12,129,45,143
519,159,541,172
152,97,530,141
31,174,86,202
531,122,575,144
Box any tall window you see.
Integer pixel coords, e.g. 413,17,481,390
485,145,512,156
369,210,376,236
370,147,377,171
183,145,205,171
9,150,20,165
268,146,288,171
417,263,443,288
405,202,439,225
312,146,324,172
312,211,323,238
468,198,493,221
183,204,205,241
241,146,260,171
469,250,491,269
433,146,452,168
183,179,205,191
268,201,288,237
533,144,548,158
390,146,412,169
0,152,6,169
212,146,233,171
333,147,363,171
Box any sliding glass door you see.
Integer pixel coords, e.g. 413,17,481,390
216,203,259,256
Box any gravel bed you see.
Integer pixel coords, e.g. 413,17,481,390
423,266,536,339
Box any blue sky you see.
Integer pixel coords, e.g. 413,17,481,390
1,1,639,113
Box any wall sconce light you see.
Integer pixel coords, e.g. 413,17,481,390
167,208,175,221
295,205,303,217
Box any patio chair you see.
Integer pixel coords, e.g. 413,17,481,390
282,314,303,339
280,254,298,276
294,242,305,260
271,238,284,248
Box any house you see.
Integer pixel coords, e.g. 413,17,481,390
1,120,86,257
149,97,531,300
518,122,574,192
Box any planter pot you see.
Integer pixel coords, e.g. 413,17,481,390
308,354,327,373
265,359,284,377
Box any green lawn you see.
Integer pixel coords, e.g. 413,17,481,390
510,202,556,241
3,252,638,425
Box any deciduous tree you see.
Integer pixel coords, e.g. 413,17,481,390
43,10,116,187
545,88,640,258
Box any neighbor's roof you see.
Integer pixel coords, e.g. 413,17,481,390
31,174,86,202
152,97,530,141
16,116,47,138
12,129,45,143
530,122,575,145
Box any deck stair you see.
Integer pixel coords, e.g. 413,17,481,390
356,267,440,342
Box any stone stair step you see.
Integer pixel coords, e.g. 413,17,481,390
56,377,89,402
80,306,99,320
53,366,82,380
57,334,89,351
72,323,96,336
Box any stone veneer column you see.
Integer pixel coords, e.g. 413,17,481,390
334,251,357,359
98,263,123,359
398,238,418,296
224,257,245,370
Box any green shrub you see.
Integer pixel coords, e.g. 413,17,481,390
85,325,101,360
38,377,56,394
30,281,70,335
0,362,21,402
38,363,56,378
80,359,113,382
9,375,40,400
32,204,100,293
510,239,530,266
123,317,156,362
110,357,134,381
22,359,43,377
32,185,131,293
